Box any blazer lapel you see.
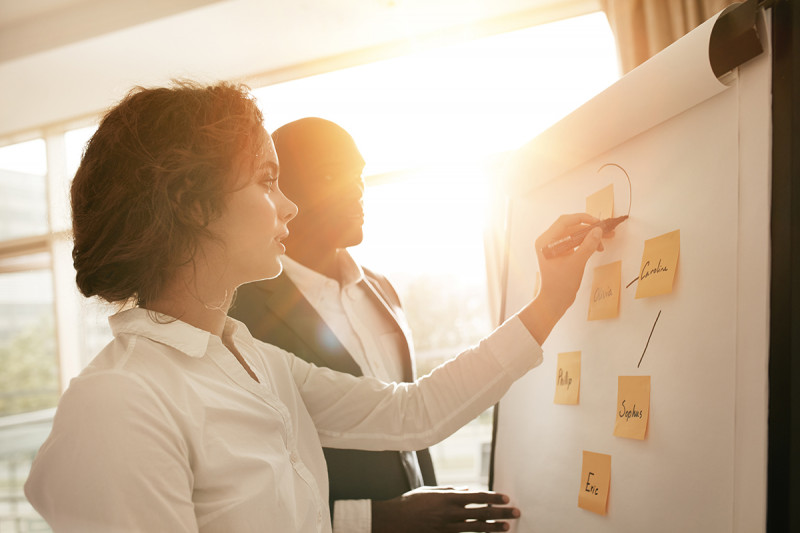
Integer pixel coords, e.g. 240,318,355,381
259,274,363,377
360,274,415,383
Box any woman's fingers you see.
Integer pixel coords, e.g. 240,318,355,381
535,213,600,251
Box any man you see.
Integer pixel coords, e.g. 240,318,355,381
230,118,519,533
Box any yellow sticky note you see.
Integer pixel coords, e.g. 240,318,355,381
613,376,651,440
588,261,621,320
635,230,680,298
554,351,581,405
586,184,614,220
578,451,611,516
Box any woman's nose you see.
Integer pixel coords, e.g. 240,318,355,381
282,193,299,221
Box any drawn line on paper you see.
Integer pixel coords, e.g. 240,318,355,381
597,162,632,217
626,276,639,289
637,310,662,369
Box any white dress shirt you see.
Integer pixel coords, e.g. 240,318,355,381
283,253,415,532
282,253,407,384
25,306,542,532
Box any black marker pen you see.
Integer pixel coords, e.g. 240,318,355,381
541,215,628,259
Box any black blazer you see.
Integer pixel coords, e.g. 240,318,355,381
229,268,437,510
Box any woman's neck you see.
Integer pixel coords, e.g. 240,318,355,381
146,280,232,338
146,280,261,383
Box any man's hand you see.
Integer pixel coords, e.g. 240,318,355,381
371,486,520,532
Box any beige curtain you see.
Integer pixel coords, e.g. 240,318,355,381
600,0,738,73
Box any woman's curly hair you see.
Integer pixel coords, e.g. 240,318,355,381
70,80,268,306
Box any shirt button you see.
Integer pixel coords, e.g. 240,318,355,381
289,451,299,463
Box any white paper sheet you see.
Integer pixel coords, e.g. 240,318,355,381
493,7,770,532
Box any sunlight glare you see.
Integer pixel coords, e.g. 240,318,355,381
253,11,619,280
351,162,492,281
255,12,618,176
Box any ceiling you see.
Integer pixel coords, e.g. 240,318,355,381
0,0,225,63
0,0,598,139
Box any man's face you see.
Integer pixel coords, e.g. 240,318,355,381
274,119,367,252
286,145,366,250
305,157,366,249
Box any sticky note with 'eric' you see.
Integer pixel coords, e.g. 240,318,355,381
578,451,611,515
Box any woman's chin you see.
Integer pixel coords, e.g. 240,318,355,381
239,261,283,286
262,260,284,281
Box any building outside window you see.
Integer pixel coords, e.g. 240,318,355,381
0,139,58,531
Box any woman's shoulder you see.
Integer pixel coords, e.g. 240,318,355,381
67,331,209,420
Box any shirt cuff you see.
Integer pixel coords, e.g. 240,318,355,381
484,315,544,377
333,499,371,533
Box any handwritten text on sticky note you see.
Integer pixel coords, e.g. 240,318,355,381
613,376,651,440
589,261,621,320
554,351,581,405
586,184,614,220
578,451,611,515
635,230,680,298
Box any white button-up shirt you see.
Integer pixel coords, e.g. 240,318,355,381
25,307,542,532
282,253,407,384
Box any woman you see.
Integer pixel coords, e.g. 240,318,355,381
24,81,605,532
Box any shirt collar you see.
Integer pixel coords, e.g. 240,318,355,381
336,249,364,286
109,307,254,359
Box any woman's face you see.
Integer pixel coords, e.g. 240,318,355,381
206,137,298,288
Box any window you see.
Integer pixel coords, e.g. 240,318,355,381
0,140,56,531
254,12,619,487
0,140,48,241
0,127,108,530
0,267,57,417
0,142,56,417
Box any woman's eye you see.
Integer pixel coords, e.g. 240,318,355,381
262,177,277,192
